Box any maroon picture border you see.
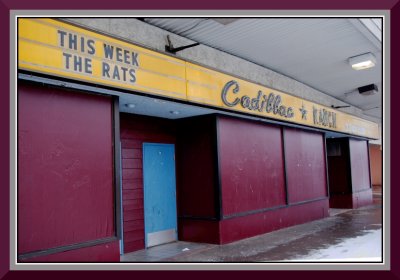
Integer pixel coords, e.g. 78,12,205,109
1,0,399,278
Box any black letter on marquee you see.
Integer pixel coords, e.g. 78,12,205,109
129,69,136,83
132,52,139,66
273,95,281,115
102,62,110,78
266,93,275,113
80,37,85,53
120,66,128,81
58,30,67,47
85,58,92,74
313,107,318,125
103,44,114,60
116,47,123,62
221,80,240,107
69,33,77,50
87,40,95,55
124,50,130,64
113,65,120,80
73,55,82,72
62,52,71,69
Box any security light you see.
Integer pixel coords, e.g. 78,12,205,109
358,84,378,96
348,52,376,70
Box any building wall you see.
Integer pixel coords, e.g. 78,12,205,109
176,116,218,219
134,115,323,246
17,18,379,259
120,114,221,248
18,82,118,261
216,117,329,244
218,117,286,216
350,139,372,192
327,138,372,209
369,144,382,186
349,139,373,208
175,116,220,244
327,138,353,208
120,113,177,253
219,199,329,244
20,242,120,262
327,138,352,199
283,128,328,203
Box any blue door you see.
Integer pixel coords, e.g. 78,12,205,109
143,143,177,248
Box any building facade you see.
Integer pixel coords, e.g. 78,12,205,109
17,18,380,262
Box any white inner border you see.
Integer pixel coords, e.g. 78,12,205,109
10,11,389,271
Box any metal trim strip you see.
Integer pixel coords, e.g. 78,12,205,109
222,197,328,220
18,236,118,261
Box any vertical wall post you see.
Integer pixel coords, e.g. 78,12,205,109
367,140,373,189
324,135,330,198
113,97,122,241
214,115,223,220
346,138,353,194
281,127,290,205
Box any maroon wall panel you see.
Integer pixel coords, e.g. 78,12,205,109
327,138,351,195
218,117,286,216
329,194,353,209
178,220,220,244
220,199,329,244
120,113,176,253
21,241,119,262
284,128,327,203
18,83,115,255
350,139,371,192
329,189,373,209
327,138,372,209
176,116,217,218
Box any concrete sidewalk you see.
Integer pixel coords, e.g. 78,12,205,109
121,190,383,262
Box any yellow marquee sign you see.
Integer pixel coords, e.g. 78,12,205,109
185,63,379,139
18,18,379,139
18,18,187,100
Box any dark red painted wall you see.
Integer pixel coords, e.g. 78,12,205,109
220,199,329,244
176,116,217,218
178,220,220,244
283,128,327,203
20,241,120,262
18,83,115,257
327,138,351,196
327,138,372,209
175,116,220,243
218,117,286,216
215,117,329,244
120,113,176,253
350,139,371,192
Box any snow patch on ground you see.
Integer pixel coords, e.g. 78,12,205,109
288,229,382,262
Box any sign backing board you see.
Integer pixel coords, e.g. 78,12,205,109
18,18,380,139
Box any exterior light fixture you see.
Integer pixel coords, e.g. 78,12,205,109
125,103,136,108
358,84,378,96
348,52,376,70
170,110,180,115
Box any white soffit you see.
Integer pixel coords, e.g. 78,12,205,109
144,18,383,121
